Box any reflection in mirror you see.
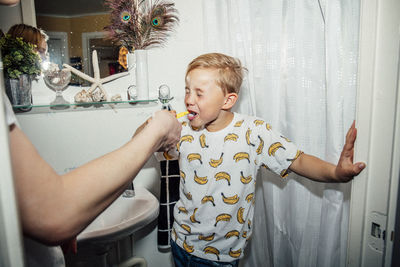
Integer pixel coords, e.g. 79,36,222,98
34,0,125,86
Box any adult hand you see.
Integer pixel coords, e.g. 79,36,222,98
146,110,182,152
0,0,20,6
335,121,366,182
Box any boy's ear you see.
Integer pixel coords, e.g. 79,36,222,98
222,92,238,110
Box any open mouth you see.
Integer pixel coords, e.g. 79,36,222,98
187,111,198,121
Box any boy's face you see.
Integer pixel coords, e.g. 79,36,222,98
185,68,229,130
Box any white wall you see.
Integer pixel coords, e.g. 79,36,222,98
14,1,206,266
0,2,22,33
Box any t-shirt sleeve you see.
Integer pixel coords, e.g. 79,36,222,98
253,122,302,178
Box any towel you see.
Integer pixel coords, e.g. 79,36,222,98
158,159,180,249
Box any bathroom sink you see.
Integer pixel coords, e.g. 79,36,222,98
77,186,159,244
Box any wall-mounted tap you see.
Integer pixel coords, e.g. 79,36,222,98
158,84,173,111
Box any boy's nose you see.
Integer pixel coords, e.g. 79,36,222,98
185,93,195,106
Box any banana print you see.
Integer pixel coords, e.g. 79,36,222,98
261,163,270,170
185,192,192,200
221,192,240,205
201,195,216,206
224,133,239,142
194,171,208,185
181,121,187,126
180,224,191,234
253,119,264,126
187,153,203,164
199,133,209,148
280,169,289,178
163,151,174,160
237,207,245,224
198,233,215,241
233,152,250,163
229,248,242,258
214,213,232,226
234,120,244,127
280,135,291,142
178,206,188,214
242,231,247,238
268,142,286,156
246,128,255,146
245,193,254,203
180,135,194,144
248,219,252,229
180,170,186,183
256,135,264,155
214,171,231,186
177,134,195,152
183,237,194,253
209,153,224,168
266,123,272,131
190,208,201,224
204,246,220,261
224,230,240,239
240,171,252,184
287,150,303,162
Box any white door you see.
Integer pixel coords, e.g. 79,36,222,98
347,0,400,266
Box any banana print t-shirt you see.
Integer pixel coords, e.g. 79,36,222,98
158,112,302,262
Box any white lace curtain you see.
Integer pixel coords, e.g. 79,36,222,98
202,0,360,266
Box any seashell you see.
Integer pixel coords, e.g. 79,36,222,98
111,94,122,102
74,89,92,103
91,90,106,102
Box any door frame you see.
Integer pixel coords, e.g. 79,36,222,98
347,0,400,266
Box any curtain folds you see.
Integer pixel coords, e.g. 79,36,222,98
202,0,360,266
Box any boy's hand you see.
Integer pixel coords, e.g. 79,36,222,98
335,121,366,182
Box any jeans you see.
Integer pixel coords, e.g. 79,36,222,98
170,240,240,267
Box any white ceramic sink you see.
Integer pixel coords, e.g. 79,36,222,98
77,186,159,243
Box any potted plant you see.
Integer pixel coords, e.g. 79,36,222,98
0,34,41,110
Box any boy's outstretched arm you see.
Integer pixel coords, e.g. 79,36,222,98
289,121,366,183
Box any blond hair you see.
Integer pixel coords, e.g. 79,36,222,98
186,53,246,95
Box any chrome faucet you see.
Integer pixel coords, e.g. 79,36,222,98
123,182,135,198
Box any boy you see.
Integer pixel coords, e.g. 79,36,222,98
155,53,365,266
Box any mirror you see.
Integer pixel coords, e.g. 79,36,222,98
35,0,125,85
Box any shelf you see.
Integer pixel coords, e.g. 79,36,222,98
13,99,159,114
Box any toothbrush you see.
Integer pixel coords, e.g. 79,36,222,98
176,111,189,119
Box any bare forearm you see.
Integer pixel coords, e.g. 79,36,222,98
11,124,162,244
289,153,340,183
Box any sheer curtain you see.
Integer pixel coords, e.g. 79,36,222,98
202,0,360,266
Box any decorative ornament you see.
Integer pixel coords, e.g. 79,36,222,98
104,0,179,51
118,46,130,69
63,50,129,101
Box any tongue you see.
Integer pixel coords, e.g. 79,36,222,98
187,113,196,121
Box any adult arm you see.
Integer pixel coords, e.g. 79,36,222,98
0,0,19,6
10,110,181,245
289,121,365,183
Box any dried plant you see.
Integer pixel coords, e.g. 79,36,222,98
104,0,179,50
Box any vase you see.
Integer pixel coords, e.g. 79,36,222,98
5,74,33,112
134,49,149,100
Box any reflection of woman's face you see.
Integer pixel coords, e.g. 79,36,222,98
36,38,48,61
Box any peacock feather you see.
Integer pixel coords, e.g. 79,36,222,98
104,0,179,50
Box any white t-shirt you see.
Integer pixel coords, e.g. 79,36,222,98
158,112,302,262
3,92,65,267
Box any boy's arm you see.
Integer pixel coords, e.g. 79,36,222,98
289,121,365,183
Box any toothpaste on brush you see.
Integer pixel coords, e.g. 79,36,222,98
176,111,189,119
